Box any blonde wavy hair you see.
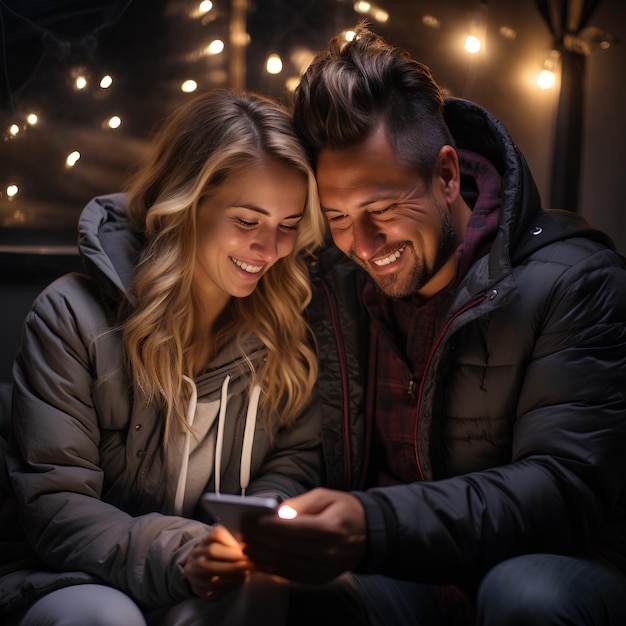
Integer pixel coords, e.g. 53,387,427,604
122,90,325,444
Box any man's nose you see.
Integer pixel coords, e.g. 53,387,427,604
352,215,384,260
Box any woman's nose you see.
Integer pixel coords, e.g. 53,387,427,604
251,229,278,263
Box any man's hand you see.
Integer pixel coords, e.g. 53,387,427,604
241,487,367,584
183,525,251,600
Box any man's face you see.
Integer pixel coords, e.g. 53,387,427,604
316,125,459,299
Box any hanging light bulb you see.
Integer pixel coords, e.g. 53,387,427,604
181,79,198,93
465,35,481,54
107,116,122,129
266,54,283,75
537,69,556,89
207,39,224,55
536,50,559,90
66,151,81,167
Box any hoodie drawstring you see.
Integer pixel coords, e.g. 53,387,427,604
174,374,262,515
214,375,231,496
240,384,261,496
174,375,198,515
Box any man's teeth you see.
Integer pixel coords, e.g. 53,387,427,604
373,247,404,266
232,257,263,273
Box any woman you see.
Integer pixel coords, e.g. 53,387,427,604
0,90,326,625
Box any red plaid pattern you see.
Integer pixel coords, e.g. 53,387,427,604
364,149,502,486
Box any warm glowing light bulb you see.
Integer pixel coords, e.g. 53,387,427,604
354,1,371,13
100,75,113,88
27,113,38,125
75,76,87,90
107,116,121,129
278,505,298,520
374,9,389,23
199,0,213,12
6,184,18,197
345,30,356,42
208,39,224,54
422,15,441,29
66,151,81,167
266,54,283,74
465,35,481,54
9,124,20,136
537,69,556,90
181,80,198,93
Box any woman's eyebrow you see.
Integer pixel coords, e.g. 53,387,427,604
233,204,303,219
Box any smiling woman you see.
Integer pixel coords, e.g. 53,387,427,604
193,159,306,306
0,89,326,625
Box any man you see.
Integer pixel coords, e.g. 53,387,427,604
244,23,626,625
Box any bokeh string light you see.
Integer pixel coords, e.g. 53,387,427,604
0,0,615,234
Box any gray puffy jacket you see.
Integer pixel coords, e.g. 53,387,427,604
0,194,321,613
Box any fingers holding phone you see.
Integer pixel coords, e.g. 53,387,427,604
242,488,367,584
183,525,251,600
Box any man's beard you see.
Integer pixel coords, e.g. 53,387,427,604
352,197,458,299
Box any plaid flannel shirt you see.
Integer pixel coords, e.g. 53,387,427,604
363,149,502,486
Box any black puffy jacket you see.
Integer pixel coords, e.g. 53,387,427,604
306,98,626,590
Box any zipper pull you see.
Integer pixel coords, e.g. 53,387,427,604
407,379,415,397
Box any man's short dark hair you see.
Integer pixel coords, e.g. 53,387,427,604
293,22,454,181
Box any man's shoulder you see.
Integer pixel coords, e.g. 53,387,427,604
512,209,624,268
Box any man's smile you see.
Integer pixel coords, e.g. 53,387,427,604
372,246,406,267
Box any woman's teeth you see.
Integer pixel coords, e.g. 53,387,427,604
231,257,263,273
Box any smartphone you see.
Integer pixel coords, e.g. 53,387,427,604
201,493,279,541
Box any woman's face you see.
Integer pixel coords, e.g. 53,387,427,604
193,158,307,311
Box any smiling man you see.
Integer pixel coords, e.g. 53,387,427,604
317,125,468,299
242,22,626,626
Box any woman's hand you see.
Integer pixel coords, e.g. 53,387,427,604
183,525,252,600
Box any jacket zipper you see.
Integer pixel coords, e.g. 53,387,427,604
321,279,352,488
414,293,489,480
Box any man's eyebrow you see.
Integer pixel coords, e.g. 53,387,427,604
321,195,398,214
233,204,303,219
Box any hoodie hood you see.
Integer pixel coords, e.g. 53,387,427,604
77,192,141,304
444,98,542,284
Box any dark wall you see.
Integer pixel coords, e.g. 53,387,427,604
0,252,83,382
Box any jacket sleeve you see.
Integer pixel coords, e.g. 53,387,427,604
354,245,626,585
7,279,208,610
246,392,323,500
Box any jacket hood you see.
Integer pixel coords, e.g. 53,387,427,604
77,192,141,304
444,99,621,271
444,98,542,281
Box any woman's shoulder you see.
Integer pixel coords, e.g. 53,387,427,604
27,272,121,341
32,272,103,312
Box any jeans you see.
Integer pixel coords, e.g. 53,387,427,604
16,584,146,626
477,554,626,626
345,554,626,626
14,573,288,626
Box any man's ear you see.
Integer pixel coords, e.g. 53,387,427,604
436,145,461,203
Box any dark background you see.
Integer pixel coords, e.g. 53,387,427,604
1,0,624,250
